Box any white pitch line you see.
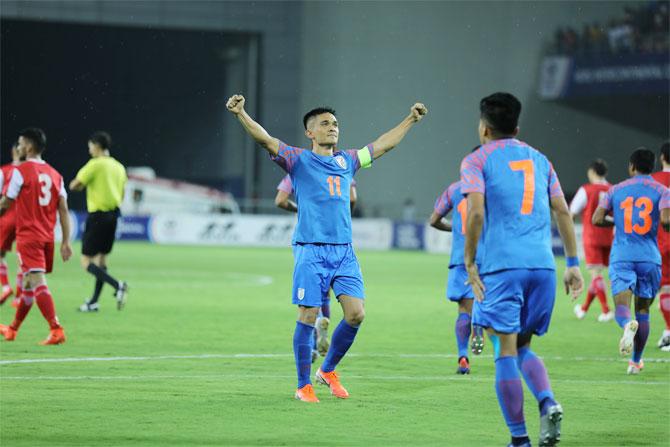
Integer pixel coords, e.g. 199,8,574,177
1,352,669,366
0,373,666,386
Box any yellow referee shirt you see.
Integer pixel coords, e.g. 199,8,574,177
75,156,127,212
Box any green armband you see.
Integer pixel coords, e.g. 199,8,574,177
357,146,372,169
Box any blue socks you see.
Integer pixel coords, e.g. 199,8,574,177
495,356,527,437
632,313,650,363
293,321,314,388
615,304,632,329
321,319,359,373
517,347,556,416
455,313,471,359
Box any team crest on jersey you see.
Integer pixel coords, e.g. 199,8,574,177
334,156,347,169
297,288,305,300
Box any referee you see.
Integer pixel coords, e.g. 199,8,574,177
70,131,128,312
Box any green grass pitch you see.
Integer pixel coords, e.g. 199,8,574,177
0,243,668,446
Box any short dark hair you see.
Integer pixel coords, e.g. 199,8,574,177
89,131,112,150
19,127,47,152
589,158,608,176
660,141,669,164
303,107,336,129
471,145,481,153
629,147,655,174
480,92,521,136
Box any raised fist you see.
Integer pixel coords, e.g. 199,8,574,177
226,94,246,115
411,103,428,122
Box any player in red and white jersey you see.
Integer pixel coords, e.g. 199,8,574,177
570,159,614,322
0,143,25,306
0,128,72,345
653,141,670,350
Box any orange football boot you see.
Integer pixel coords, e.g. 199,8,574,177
10,298,20,308
39,327,66,345
294,384,319,403
0,324,17,341
315,369,349,399
0,287,13,305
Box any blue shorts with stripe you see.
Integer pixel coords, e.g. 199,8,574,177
446,265,474,302
291,243,364,307
473,268,556,335
610,261,661,299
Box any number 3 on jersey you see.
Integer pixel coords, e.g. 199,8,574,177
620,196,652,235
38,173,52,206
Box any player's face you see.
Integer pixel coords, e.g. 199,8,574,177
306,113,339,146
587,168,597,183
17,136,33,156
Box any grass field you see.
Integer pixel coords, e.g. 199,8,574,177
0,242,668,446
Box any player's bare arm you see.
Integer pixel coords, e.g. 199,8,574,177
350,186,357,213
662,208,670,232
464,192,485,301
0,196,14,217
57,196,72,262
275,190,298,213
370,103,427,159
429,211,453,232
226,94,280,156
591,206,614,227
69,178,85,191
551,195,584,299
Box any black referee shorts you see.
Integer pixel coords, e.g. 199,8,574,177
82,209,120,257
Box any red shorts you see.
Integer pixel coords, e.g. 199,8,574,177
16,240,54,274
584,243,611,267
0,215,16,252
662,249,669,287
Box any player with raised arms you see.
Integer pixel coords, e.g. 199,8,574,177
0,128,72,345
275,173,358,360
592,148,670,374
227,94,427,402
429,146,485,375
461,93,583,447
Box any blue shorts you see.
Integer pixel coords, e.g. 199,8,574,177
610,262,661,299
291,243,364,307
447,265,474,302
473,269,556,335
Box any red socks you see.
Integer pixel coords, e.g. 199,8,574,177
660,291,670,331
593,276,610,313
0,261,8,287
16,271,23,299
35,284,61,330
10,288,34,331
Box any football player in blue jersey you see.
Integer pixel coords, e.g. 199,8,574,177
461,92,583,447
226,94,427,403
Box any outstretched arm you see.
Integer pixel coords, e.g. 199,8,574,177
57,197,72,262
464,192,485,301
226,95,280,156
551,195,584,299
370,103,427,160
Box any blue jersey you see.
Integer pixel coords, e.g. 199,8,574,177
434,181,482,267
599,175,670,265
271,141,373,244
460,139,564,274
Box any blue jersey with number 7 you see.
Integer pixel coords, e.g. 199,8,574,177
460,138,564,274
271,141,373,244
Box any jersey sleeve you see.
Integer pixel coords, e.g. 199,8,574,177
270,141,304,173
345,144,374,173
660,186,670,210
598,187,613,211
569,186,587,215
6,169,24,200
75,160,96,185
460,152,485,195
547,164,564,198
433,187,453,216
277,175,293,194
58,178,68,199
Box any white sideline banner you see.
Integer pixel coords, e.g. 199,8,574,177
149,214,393,250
